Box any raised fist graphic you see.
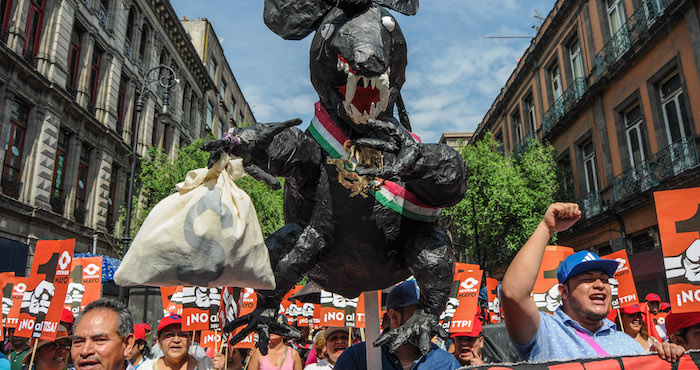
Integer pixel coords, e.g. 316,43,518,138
665,239,700,284
65,282,86,305
22,280,55,315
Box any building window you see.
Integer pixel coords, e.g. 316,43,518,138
162,124,168,150
107,165,118,233
125,7,135,43
556,153,575,201
624,104,646,168
512,111,522,144
67,26,83,95
218,122,223,139
581,139,599,193
2,102,29,199
50,130,69,213
24,0,45,62
206,102,213,132
550,64,562,102
209,58,217,80
659,71,689,146
138,23,150,69
606,0,626,36
1,0,12,32
75,145,91,224
181,83,189,122
151,111,158,147
220,80,227,99
131,92,140,138
117,76,127,133
98,0,109,28
495,132,504,155
568,38,585,80
525,95,537,133
88,46,103,110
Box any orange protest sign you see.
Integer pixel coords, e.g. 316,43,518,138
532,246,574,314
181,287,222,331
440,268,482,333
64,257,103,318
233,288,257,349
5,277,28,329
319,291,378,328
200,330,223,349
654,188,700,314
486,278,500,324
161,287,183,316
602,250,639,309
1,272,15,329
280,285,303,325
16,239,74,340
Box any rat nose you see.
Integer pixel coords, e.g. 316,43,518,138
350,46,386,76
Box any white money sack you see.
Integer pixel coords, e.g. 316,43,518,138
115,154,275,289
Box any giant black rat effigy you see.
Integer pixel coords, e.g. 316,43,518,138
203,0,468,355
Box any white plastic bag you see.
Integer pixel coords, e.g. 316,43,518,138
115,155,275,289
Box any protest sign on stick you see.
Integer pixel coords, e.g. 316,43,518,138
486,277,500,324
200,329,222,349
1,272,16,336
280,285,303,325
319,291,378,328
654,188,700,314
5,277,28,329
440,266,482,333
532,246,574,314
602,249,639,309
232,288,257,349
181,287,222,331
15,239,74,340
161,287,184,316
64,257,103,318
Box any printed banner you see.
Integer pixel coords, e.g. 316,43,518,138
602,250,639,309
654,188,700,313
288,302,316,327
181,287,222,331
1,272,16,328
280,285,304,325
233,288,257,349
5,277,28,329
64,257,103,318
161,287,184,316
440,268,482,333
471,351,700,369
16,239,74,340
200,329,223,350
319,291,378,328
532,246,574,314
486,278,500,324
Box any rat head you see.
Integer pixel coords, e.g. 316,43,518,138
264,0,417,133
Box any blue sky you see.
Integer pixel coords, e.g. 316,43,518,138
170,0,555,143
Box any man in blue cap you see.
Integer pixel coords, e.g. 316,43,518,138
501,203,685,363
334,280,459,369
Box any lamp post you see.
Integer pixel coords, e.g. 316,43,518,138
119,65,177,300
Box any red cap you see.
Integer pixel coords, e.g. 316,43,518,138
158,314,182,334
645,293,661,302
620,304,644,315
449,319,482,338
134,324,146,341
660,302,671,311
61,307,75,325
140,323,151,332
665,311,700,337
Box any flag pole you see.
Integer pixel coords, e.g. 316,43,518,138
27,338,39,370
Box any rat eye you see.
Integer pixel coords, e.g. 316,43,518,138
382,16,395,32
321,23,335,40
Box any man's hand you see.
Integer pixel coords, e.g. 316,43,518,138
212,353,225,370
541,203,581,236
469,348,484,365
653,341,685,363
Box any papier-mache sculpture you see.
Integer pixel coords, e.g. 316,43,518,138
203,0,468,355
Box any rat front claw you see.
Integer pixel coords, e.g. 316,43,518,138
373,309,441,356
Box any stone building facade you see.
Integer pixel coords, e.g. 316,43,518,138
0,0,254,275
181,18,256,137
472,0,700,300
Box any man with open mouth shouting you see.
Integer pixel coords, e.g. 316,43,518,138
502,203,686,363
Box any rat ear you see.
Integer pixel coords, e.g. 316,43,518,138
373,0,418,15
264,0,332,40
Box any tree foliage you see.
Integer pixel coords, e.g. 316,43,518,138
440,133,557,273
119,138,285,253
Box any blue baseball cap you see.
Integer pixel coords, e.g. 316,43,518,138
386,280,420,311
557,251,619,284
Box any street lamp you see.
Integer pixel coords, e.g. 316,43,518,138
121,64,178,279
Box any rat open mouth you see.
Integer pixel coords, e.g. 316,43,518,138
337,55,390,124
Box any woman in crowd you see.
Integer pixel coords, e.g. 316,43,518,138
21,324,71,370
129,324,150,369
225,348,248,370
615,304,658,351
139,314,225,370
247,317,302,370
303,330,325,367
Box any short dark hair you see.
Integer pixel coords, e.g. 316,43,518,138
77,298,134,339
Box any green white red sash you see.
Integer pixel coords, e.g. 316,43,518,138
309,102,441,222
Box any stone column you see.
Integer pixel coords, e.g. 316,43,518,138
63,133,83,221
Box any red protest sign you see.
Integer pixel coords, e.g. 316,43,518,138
532,246,574,314
64,257,103,318
16,239,74,340
654,188,700,314
1,272,15,329
161,287,183,316
181,287,222,331
602,250,639,309
280,285,303,325
440,267,482,333
200,329,222,350
5,277,28,329
233,288,257,349
486,278,500,324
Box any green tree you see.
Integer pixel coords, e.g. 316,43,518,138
119,139,285,253
440,133,557,272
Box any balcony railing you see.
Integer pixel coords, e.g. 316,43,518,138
50,195,65,215
613,137,699,202
124,40,133,59
21,45,38,67
596,0,669,77
512,130,538,157
98,4,109,28
1,29,9,44
541,78,587,133
1,175,21,199
137,57,145,73
577,191,603,219
83,0,92,7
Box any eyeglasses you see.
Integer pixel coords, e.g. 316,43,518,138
161,332,191,341
44,340,71,351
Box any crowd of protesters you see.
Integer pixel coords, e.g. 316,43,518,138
2,204,699,369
